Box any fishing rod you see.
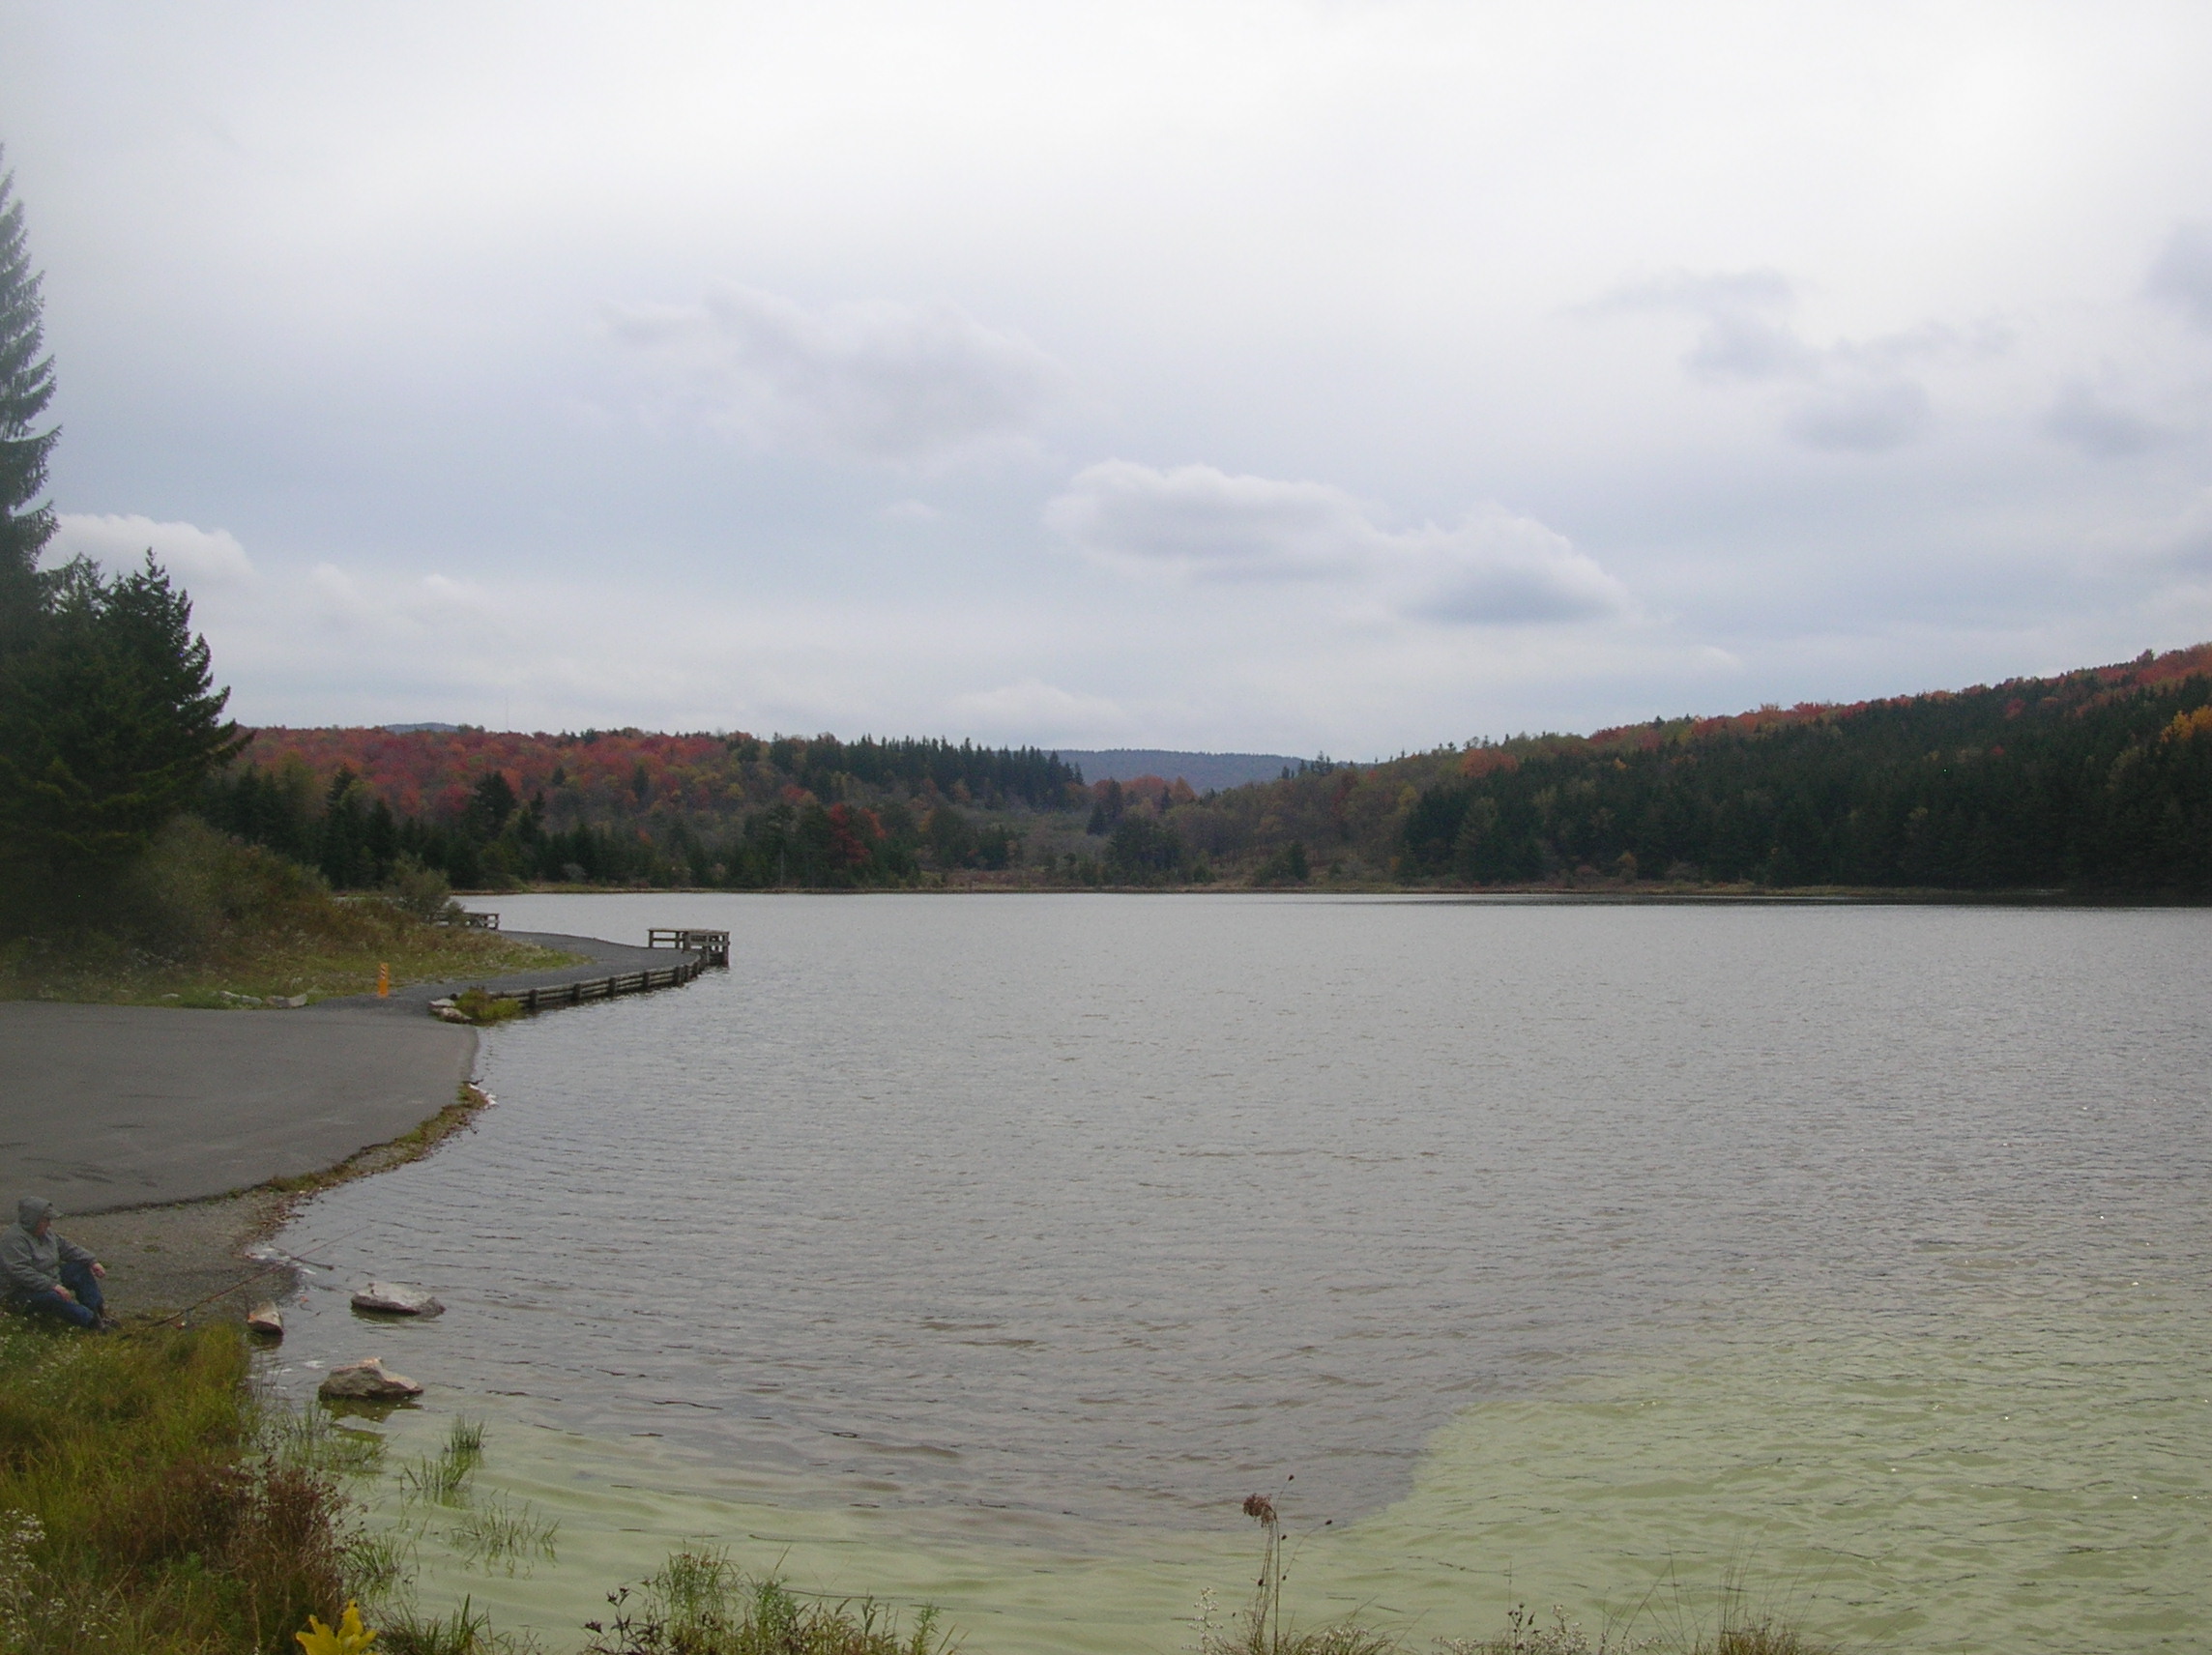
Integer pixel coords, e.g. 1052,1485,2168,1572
160,1218,386,1326
160,1260,300,1327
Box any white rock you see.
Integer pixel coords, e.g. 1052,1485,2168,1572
317,1357,423,1401
351,1282,445,1316
245,1303,283,1337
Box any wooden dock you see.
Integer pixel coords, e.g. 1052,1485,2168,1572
648,927,730,966
509,928,730,1012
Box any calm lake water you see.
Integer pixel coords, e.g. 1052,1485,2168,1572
267,895,2212,1653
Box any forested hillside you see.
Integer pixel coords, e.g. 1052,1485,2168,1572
204,727,1088,889
1175,642,2212,893
194,643,2212,896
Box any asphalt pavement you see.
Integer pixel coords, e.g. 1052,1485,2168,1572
0,930,701,1217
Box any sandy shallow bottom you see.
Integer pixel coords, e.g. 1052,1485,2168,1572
321,1274,2209,1655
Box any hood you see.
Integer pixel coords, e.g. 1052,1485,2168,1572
16,1197,55,1230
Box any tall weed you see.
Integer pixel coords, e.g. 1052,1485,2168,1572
582,1549,949,1655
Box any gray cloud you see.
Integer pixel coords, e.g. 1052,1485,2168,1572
1596,270,1806,382
1686,309,1819,383
1045,461,1632,624
1045,462,1370,581
610,285,1062,462
2146,222,2212,332
2041,381,2164,459
1600,269,1964,453
1785,380,1932,453
11,6,2212,749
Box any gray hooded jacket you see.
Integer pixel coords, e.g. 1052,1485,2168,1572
3,1197,96,1300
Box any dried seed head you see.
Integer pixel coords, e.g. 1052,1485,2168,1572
1242,1494,1277,1525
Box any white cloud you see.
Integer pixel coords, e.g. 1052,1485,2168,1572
1045,461,1632,624
609,284,1062,463
51,513,255,585
306,562,495,635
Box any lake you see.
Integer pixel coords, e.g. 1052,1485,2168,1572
266,894,2211,1652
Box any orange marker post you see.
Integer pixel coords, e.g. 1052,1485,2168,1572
376,963,390,998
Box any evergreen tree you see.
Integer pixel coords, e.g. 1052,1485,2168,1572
0,150,61,647
0,557,246,901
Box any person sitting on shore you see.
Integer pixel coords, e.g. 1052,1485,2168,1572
2,1197,110,1330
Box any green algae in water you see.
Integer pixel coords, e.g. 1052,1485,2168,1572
359,1282,2208,1655
1342,1288,2208,1653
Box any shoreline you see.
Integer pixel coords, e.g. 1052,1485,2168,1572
459,879,2200,905
59,1080,497,1327
3,930,713,1220
41,927,702,1322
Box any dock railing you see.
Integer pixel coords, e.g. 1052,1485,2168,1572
514,927,730,1010
512,958,707,1012
648,927,730,966
435,924,730,1017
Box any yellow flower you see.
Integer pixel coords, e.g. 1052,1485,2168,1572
296,1602,377,1654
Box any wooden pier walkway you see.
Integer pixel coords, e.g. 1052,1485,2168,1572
506,927,730,1012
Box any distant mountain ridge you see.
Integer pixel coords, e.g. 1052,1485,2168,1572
1056,749,1302,791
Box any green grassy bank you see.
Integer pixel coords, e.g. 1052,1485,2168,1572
0,1320,348,1653
0,818,575,1007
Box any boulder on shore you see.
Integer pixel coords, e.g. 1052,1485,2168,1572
245,1302,283,1337
351,1282,445,1316
317,1357,423,1401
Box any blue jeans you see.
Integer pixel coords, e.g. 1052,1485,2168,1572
19,1260,103,1328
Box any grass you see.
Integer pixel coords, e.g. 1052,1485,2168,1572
443,1495,559,1577
1435,1605,1836,1654
582,1551,947,1655
398,1419,485,1506
1189,1496,1842,1655
371,1597,508,1655
448,987,526,1025
0,1316,363,1653
0,817,578,1006
387,1417,557,1580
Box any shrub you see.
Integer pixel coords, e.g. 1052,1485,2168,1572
386,857,460,923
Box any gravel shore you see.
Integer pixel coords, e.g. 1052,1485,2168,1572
58,1190,301,1323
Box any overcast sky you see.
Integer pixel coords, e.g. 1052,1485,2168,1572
6,2,2212,753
